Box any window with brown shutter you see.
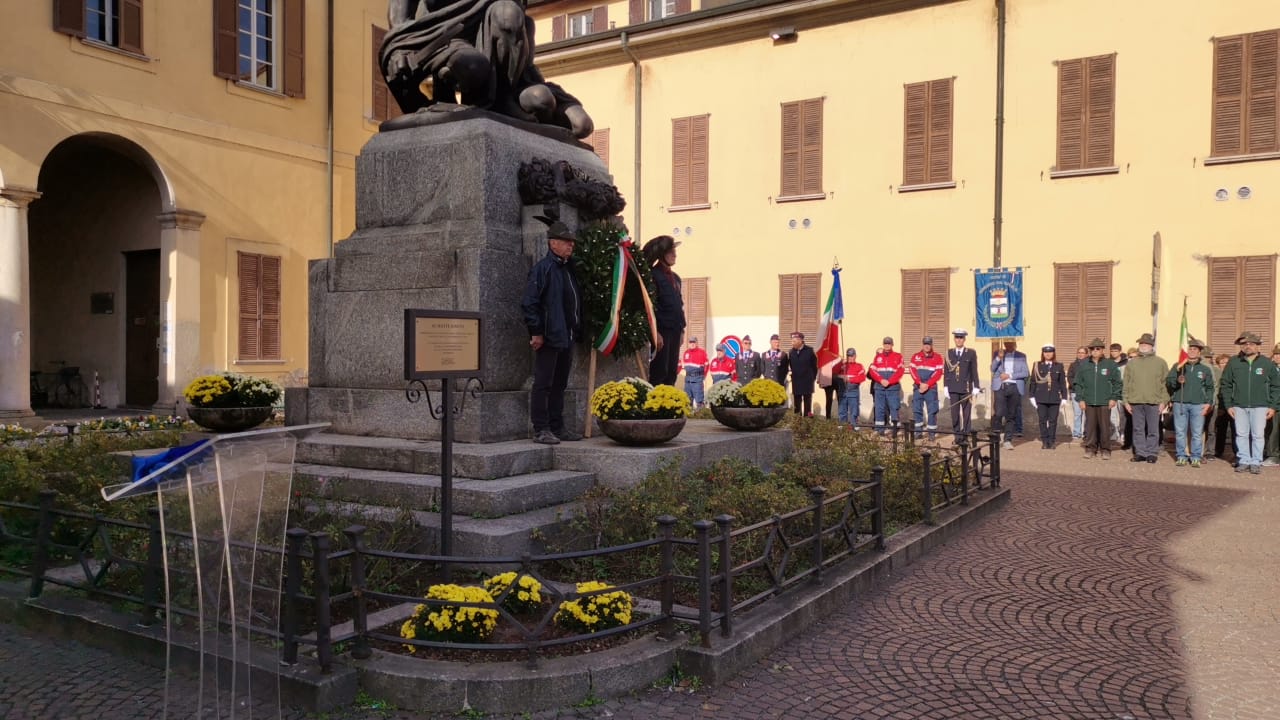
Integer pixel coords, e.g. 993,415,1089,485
587,128,610,168
779,273,821,342
680,277,709,347
671,115,709,207
55,0,87,37
238,251,283,361
1053,262,1113,352
59,0,144,53
371,26,400,122
1207,255,1277,351
552,15,566,41
780,98,823,199
214,0,304,96
900,269,951,348
1055,54,1116,173
902,78,954,187
1212,30,1279,158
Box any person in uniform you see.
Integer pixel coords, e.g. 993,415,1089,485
868,337,905,434
735,335,765,384
762,334,787,383
834,348,866,427
943,328,981,436
1165,336,1214,467
783,332,819,416
1029,344,1068,449
708,344,736,385
681,337,709,409
1073,337,1123,459
642,235,684,386
909,336,944,441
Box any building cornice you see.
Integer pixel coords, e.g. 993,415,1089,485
534,0,960,75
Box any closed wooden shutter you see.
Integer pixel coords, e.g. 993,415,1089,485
552,15,566,41
588,128,610,168
1053,262,1112,351
119,0,143,53
1057,59,1085,171
629,0,643,24
674,0,691,15
371,26,394,122
681,277,709,348
780,101,802,197
54,0,86,37
778,274,797,339
1057,55,1116,171
593,6,608,32
260,255,282,360
901,269,950,347
213,0,238,79
780,99,821,197
797,273,821,343
904,79,953,184
672,117,691,206
927,79,953,182
238,252,261,361
1207,255,1277,351
1213,31,1280,157
282,0,306,97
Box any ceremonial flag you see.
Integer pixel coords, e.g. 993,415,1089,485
816,267,844,371
1176,297,1189,367
594,235,659,355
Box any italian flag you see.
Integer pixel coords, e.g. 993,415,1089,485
1176,297,1190,367
815,268,844,374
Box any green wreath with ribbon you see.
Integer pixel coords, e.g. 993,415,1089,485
572,218,659,357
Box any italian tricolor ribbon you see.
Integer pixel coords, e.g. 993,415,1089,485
594,236,659,355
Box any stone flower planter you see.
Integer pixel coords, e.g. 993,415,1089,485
595,417,686,446
710,405,788,431
186,406,274,433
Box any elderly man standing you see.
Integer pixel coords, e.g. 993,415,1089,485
521,219,583,445
1219,331,1280,474
1123,333,1170,463
990,340,1029,449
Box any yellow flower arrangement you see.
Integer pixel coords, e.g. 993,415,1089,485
399,583,499,649
483,571,545,614
183,376,232,407
182,373,282,408
554,581,634,634
591,377,691,420
741,378,787,408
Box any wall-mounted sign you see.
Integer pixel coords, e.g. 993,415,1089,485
404,310,483,379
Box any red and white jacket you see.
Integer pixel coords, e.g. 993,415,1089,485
909,351,944,390
834,361,867,385
708,355,737,381
868,350,905,386
681,347,709,376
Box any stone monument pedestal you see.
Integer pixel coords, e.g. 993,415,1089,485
287,114,635,443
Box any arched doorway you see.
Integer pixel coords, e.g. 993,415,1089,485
28,134,168,409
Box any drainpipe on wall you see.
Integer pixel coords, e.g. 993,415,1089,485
621,32,642,241
326,0,336,257
992,0,1006,267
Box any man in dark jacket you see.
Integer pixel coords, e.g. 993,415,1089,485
521,220,583,445
1219,331,1280,474
1073,337,1123,459
735,335,765,384
1166,336,1215,467
642,235,685,386
782,332,818,416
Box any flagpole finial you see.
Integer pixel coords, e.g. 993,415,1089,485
832,256,841,271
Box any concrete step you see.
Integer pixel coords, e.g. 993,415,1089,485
295,433,553,480
292,463,595,518
307,498,578,560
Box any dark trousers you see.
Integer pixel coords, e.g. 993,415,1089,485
949,392,973,434
1213,406,1238,459
1037,402,1059,446
1131,404,1161,458
1083,404,1113,453
993,384,1021,439
530,345,573,433
822,386,836,418
648,327,683,386
793,392,812,416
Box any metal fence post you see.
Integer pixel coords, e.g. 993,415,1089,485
139,507,163,626
656,515,677,640
904,418,915,449
920,452,934,526
871,466,886,551
714,514,734,638
28,489,57,599
343,525,372,660
694,520,713,648
310,532,333,673
969,431,983,489
988,430,1002,487
809,486,826,583
281,527,308,665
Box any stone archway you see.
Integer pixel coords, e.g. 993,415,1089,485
26,134,202,413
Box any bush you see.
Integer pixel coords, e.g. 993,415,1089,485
554,581,633,633
483,571,544,614
400,584,499,647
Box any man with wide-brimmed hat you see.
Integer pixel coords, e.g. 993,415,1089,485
1123,332,1169,463
521,218,583,444
641,235,685,386
1073,337,1123,459
1219,331,1280,474
1166,335,1214,467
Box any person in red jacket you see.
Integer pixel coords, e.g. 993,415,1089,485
869,336,905,435
708,344,737,384
681,337,709,408
833,348,867,427
909,336,945,441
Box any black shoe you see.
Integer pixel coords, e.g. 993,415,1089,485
1130,456,1145,463
1147,456,1157,464
553,428,584,442
532,429,561,445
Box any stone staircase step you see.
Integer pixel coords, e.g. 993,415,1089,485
295,433,553,480
307,498,578,560
292,464,595,518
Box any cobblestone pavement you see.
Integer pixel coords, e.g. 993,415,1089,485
2,439,1278,719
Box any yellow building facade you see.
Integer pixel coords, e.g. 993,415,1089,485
530,0,1280,382
0,0,396,417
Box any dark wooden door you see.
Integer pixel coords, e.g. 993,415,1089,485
125,250,160,407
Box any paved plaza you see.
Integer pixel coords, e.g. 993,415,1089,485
2,438,1278,719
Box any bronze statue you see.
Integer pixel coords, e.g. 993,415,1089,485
380,0,594,138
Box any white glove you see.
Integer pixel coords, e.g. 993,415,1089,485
1029,397,1037,408
940,386,949,400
